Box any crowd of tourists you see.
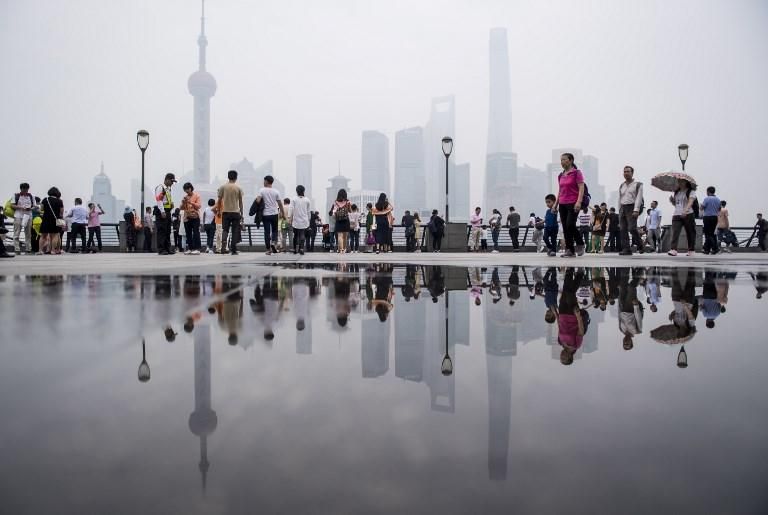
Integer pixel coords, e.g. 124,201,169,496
3,156,767,258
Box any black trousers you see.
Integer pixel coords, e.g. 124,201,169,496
509,227,519,249
608,231,621,252
71,222,87,252
87,226,102,251
184,217,201,251
309,227,317,250
262,214,278,249
619,204,642,252
558,204,583,252
431,233,442,251
350,229,360,251
222,213,241,252
671,214,696,251
292,227,306,251
757,230,766,251
155,210,172,253
702,216,718,254
204,223,215,250
143,227,153,252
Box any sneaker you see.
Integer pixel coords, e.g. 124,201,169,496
667,250,678,256
548,251,556,257
230,250,239,256
687,250,695,257
619,250,633,256
266,250,272,256
271,245,278,254
299,249,304,255
206,249,213,254
184,250,191,255
575,245,585,256
0,253,14,258
561,250,576,258
191,250,201,255
491,249,499,253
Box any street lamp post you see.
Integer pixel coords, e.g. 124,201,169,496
442,137,453,223
137,130,150,217
678,144,689,171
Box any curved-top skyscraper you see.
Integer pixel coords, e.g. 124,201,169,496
484,28,517,214
188,0,217,184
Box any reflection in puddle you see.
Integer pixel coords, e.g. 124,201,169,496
0,265,766,512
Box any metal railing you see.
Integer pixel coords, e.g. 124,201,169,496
2,221,764,253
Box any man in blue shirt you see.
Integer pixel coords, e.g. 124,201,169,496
700,186,721,255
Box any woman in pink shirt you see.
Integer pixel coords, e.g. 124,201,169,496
181,182,202,254
554,152,586,257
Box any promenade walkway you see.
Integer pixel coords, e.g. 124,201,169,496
1,251,766,276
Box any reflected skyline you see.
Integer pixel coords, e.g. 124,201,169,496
1,263,766,514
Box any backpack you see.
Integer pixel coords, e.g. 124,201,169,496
691,198,700,219
335,203,349,221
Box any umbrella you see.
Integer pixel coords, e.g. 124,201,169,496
651,171,697,192
650,323,696,345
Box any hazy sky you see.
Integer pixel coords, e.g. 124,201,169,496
1,0,766,223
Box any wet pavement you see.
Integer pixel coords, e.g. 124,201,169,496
0,264,767,514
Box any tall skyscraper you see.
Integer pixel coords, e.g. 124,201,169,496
484,28,517,215
296,154,313,204
90,162,125,222
452,162,471,221
424,96,455,215
394,127,425,214
187,0,217,185
326,174,351,213
361,131,390,194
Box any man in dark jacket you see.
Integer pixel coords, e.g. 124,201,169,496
607,206,621,252
402,210,415,252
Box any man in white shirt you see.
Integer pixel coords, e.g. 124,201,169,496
255,175,285,255
646,201,662,252
617,165,644,256
66,197,89,253
202,199,216,254
291,185,311,255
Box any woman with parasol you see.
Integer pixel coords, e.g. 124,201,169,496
652,172,698,256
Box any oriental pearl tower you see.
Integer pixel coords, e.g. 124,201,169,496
188,0,217,184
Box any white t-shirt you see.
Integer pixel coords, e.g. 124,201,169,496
672,191,695,217
349,211,361,230
648,208,662,229
258,187,282,216
291,196,311,229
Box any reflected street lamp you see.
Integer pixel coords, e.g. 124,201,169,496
677,345,688,368
138,339,151,382
678,144,689,171
441,290,453,376
442,137,453,223
137,130,150,219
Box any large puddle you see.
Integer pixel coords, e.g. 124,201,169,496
0,265,766,514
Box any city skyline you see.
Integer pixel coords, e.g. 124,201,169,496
2,1,766,224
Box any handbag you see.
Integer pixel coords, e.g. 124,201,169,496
46,198,66,228
366,233,376,245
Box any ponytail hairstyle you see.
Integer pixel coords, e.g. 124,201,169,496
561,153,576,170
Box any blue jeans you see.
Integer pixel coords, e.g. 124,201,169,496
544,227,558,252
263,214,278,249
